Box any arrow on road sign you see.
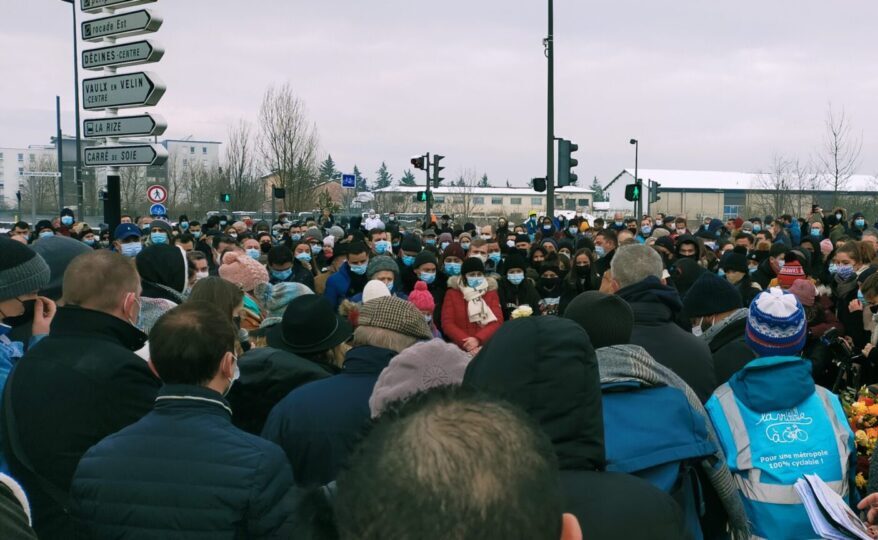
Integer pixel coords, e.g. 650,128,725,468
342,174,356,188
147,184,168,204
81,9,162,43
84,113,167,139
81,0,156,15
82,71,165,111
84,144,169,167
82,39,164,71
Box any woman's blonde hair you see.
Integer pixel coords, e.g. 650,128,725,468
351,326,418,354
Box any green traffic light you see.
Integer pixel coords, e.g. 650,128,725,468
633,187,640,198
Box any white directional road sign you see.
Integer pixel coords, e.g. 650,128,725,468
82,40,164,71
84,113,167,138
147,184,168,204
81,10,162,43
81,0,156,16
19,172,62,178
82,71,165,111
84,144,169,167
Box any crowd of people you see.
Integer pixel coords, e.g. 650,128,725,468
3,204,878,538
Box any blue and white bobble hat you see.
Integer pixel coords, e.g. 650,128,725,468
745,287,807,358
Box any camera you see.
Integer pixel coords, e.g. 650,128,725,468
821,327,864,392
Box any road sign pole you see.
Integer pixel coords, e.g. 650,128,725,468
56,95,64,212
271,186,276,225
424,152,432,227
105,174,121,232
71,0,84,216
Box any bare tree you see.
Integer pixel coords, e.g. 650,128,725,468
225,120,263,211
446,168,481,222
19,155,60,214
818,105,862,207
751,155,793,217
789,157,821,218
258,84,321,213
119,165,148,216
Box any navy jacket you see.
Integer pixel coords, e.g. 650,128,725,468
323,263,367,310
71,384,297,539
262,346,396,486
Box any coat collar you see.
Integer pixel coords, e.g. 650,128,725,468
342,346,396,375
155,384,232,417
50,305,147,351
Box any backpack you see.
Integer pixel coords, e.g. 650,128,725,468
602,381,717,540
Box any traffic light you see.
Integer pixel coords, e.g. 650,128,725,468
532,177,547,192
624,182,641,202
557,139,579,187
648,180,661,204
220,193,231,204
432,154,445,188
414,191,433,203
411,155,426,170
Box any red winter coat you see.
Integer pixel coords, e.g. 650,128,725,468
441,276,503,350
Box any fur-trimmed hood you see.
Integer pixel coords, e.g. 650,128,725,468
446,275,498,292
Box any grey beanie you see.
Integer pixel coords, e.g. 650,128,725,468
328,226,345,240
367,255,399,279
0,237,51,301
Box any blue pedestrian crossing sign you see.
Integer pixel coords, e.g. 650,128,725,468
150,203,167,216
342,174,356,188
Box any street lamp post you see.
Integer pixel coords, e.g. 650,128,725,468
545,0,555,219
60,0,84,216
629,139,639,218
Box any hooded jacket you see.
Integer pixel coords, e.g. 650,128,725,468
464,317,687,540
702,308,757,385
441,276,503,350
135,244,188,334
616,276,717,402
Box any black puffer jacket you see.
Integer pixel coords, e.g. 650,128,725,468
464,317,686,540
616,276,717,402
71,385,297,538
704,310,757,385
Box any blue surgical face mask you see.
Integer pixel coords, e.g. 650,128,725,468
594,245,606,258
419,272,436,284
220,221,228,227
717,269,726,278
83,238,96,246
349,263,368,275
488,252,502,264
752,224,762,233
425,238,436,247
192,231,202,239
641,226,652,236
542,225,553,233
444,262,461,276
776,259,785,270
295,252,312,263
246,248,261,260
507,272,525,285
402,255,415,267
387,281,395,292
748,266,757,275
61,216,74,226
39,230,54,239
121,242,142,257
291,233,302,241
460,242,470,251
568,227,578,236
858,289,869,306
440,241,450,251
810,228,821,237
374,240,391,254
180,221,189,229
467,276,486,288
271,268,293,281
150,232,168,245
837,264,855,280
828,263,839,275
311,244,323,254
856,219,866,228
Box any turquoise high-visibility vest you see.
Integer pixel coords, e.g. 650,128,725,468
707,382,854,540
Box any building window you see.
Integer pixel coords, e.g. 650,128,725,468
29,154,35,162
491,197,503,205
18,167,24,176
565,199,576,210
202,147,207,154
434,196,445,203
182,158,188,166
722,205,744,221
531,197,541,205
578,198,590,206
452,197,464,204
510,197,522,205
473,196,485,204
0,152,4,160
190,146,195,154
17,153,24,161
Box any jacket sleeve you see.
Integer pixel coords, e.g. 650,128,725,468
323,274,342,311
105,360,160,433
473,292,504,345
246,444,299,538
441,290,470,349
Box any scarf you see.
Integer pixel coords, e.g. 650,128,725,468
462,280,498,326
702,308,749,344
596,344,750,539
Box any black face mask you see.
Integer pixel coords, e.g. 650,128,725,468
261,243,272,254
3,299,36,328
540,277,560,290
575,266,591,278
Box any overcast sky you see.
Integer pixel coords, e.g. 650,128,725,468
2,1,876,187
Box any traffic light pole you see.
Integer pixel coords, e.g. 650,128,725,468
424,152,432,226
633,142,639,218
545,0,555,219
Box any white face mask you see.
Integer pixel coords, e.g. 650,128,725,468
224,354,241,397
195,271,209,281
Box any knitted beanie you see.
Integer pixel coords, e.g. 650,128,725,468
682,271,743,318
31,235,92,300
327,225,345,240
359,296,432,340
442,243,465,261
413,251,438,269
400,234,422,253
363,280,391,303
367,255,399,279
458,232,472,243
564,291,634,348
255,281,314,320
777,260,806,289
461,257,485,276
438,232,453,244
303,227,323,243
368,338,471,418
218,251,269,293
820,238,834,257
502,252,529,273
720,251,748,274
655,236,675,253
0,237,50,301
741,220,754,232
408,281,435,312
650,227,671,239
745,287,807,357
788,279,816,308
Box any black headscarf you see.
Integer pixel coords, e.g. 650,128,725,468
136,244,187,303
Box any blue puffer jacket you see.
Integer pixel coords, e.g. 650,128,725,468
71,384,298,539
324,263,358,310
262,346,396,486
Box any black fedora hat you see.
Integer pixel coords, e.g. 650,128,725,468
266,295,353,355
